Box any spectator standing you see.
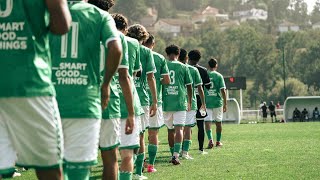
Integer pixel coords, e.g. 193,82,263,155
261,102,268,123
268,101,277,123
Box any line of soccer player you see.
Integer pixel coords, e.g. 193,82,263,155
0,0,227,180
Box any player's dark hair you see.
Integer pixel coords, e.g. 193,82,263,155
188,49,201,62
178,48,188,63
88,0,115,11
208,58,218,68
127,24,149,42
112,13,128,31
143,33,155,46
165,44,180,56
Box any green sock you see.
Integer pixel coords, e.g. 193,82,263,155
206,129,213,140
135,153,145,176
119,171,132,180
182,140,191,152
174,143,182,154
170,147,174,156
66,166,90,180
133,154,137,164
216,132,222,142
148,144,158,165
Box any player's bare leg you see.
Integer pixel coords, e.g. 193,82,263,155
101,148,118,180
120,149,134,180
36,169,63,180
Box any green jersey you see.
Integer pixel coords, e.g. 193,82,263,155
205,70,226,108
0,1,55,97
50,2,119,119
163,61,192,111
118,36,144,119
147,51,169,105
134,45,156,106
186,64,203,110
101,33,128,120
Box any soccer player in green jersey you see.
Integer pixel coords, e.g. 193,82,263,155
204,58,227,148
86,2,137,179
0,1,71,179
50,1,122,179
143,34,170,172
128,25,158,178
178,49,206,160
163,44,193,165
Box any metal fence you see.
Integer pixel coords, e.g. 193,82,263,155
241,109,284,123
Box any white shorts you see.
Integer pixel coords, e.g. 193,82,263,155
140,106,150,132
149,105,164,129
185,110,197,126
204,107,223,122
119,116,141,150
99,118,121,151
163,111,186,129
62,118,101,166
0,97,63,172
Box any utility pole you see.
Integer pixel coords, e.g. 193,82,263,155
282,47,286,101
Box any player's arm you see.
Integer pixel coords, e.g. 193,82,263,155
204,71,211,90
161,74,170,85
147,73,158,117
186,84,193,111
221,88,227,112
46,0,72,34
101,40,122,110
197,85,206,110
118,68,134,134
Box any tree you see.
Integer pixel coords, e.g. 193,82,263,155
113,0,147,22
288,0,309,26
311,0,320,24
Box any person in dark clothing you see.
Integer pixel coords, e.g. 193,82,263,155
268,101,277,123
188,50,211,154
301,108,309,122
261,102,268,123
293,107,301,122
313,107,319,121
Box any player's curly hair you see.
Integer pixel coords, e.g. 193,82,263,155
178,48,188,62
143,32,155,46
188,49,201,62
112,13,128,31
208,58,218,68
165,44,180,56
127,24,149,42
88,0,115,11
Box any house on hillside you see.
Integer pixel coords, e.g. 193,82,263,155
278,21,300,33
154,19,193,36
140,7,158,33
220,20,240,31
233,8,268,22
312,22,320,29
192,6,229,29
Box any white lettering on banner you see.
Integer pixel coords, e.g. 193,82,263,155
0,22,27,50
53,62,88,85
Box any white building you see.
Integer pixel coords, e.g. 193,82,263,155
278,21,300,33
233,8,268,22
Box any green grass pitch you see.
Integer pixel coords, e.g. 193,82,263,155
10,122,320,180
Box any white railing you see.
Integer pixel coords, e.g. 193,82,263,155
241,109,284,122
